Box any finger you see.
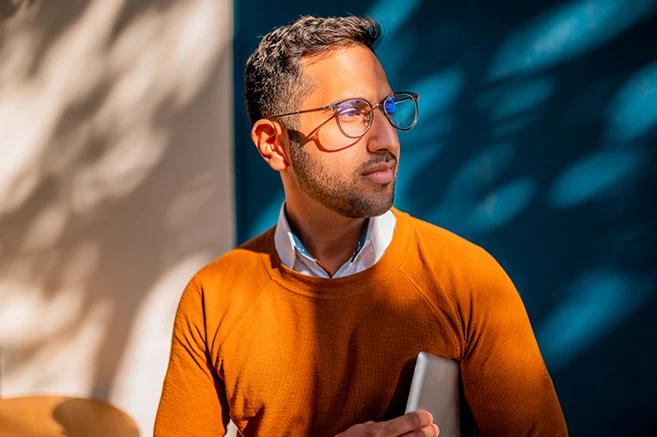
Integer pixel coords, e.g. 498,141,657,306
378,411,433,436
399,423,439,437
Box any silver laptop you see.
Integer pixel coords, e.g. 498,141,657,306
405,352,478,437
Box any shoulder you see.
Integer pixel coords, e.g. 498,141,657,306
173,228,277,351
181,228,276,313
167,229,276,358
398,211,495,270
195,228,274,285
397,211,512,301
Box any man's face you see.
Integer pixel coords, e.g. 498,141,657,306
287,44,401,218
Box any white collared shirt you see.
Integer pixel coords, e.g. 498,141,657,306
273,204,396,278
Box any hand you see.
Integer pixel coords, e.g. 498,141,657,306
335,411,439,437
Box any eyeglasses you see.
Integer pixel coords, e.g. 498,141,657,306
268,91,420,139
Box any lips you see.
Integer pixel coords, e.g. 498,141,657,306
362,161,396,184
362,161,394,175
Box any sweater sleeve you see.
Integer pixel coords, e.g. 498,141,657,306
154,278,230,437
458,249,568,437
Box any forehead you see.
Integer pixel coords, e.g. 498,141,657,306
299,44,392,107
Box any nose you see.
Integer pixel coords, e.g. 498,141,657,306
365,107,400,155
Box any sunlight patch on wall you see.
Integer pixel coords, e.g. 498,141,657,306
401,114,457,147
537,269,654,371
0,240,109,398
0,279,83,346
368,0,423,38
110,254,214,436
490,78,556,121
0,0,229,218
0,241,99,345
408,68,465,119
20,202,70,252
1,301,114,397
605,61,657,143
166,173,220,229
465,178,536,232
489,0,657,80
547,149,644,209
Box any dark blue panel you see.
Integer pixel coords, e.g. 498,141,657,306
234,1,657,435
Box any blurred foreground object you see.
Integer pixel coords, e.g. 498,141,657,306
0,395,140,436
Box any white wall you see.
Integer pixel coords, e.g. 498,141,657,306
0,0,235,434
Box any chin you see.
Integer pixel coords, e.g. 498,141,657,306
340,193,395,219
367,202,394,218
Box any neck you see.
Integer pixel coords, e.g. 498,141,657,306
284,200,367,277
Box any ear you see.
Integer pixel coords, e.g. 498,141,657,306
251,119,289,171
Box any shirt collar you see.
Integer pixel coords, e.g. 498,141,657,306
273,203,393,270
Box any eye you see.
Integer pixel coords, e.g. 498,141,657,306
336,101,364,118
338,107,362,118
335,101,369,125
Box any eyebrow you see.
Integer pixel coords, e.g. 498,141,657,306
333,96,369,105
297,95,368,112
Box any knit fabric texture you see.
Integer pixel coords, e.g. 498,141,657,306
155,209,568,437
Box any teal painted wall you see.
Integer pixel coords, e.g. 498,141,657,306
234,1,657,435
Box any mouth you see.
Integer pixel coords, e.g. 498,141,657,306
362,161,396,184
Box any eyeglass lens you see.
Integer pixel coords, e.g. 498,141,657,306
386,93,417,131
334,93,417,138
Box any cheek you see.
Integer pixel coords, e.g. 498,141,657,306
315,123,347,150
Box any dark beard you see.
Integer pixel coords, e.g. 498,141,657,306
289,140,396,218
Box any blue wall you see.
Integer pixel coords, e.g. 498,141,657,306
234,1,657,435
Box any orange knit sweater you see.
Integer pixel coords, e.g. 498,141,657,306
155,209,567,437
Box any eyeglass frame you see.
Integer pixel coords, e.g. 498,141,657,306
267,91,420,139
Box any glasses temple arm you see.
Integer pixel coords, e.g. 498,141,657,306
268,104,333,119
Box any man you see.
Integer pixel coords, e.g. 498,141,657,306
155,16,568,437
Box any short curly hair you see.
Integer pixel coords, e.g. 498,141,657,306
244,15,383,127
